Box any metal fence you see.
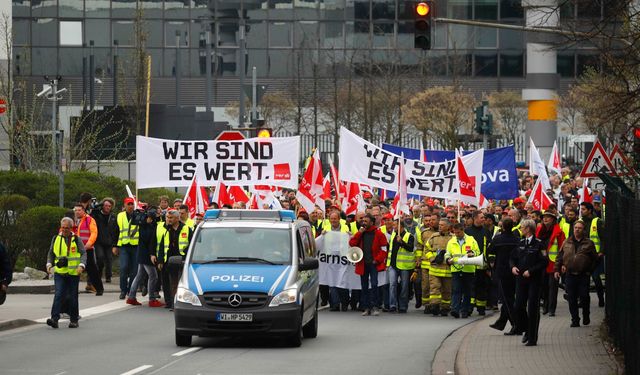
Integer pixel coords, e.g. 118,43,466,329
604,189,640,375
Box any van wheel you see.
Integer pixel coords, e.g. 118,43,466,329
288,320,303,347
175,330,192,347
303,306,318,338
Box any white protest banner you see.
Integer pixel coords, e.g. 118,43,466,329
316,231,387,289
339,127,483,200
136,135,300,189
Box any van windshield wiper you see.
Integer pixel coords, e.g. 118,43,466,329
193,257,279,265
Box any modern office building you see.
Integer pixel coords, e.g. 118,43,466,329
10,1,609,113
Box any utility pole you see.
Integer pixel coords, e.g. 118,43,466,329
205,23,212,113
251,66,257,126
43,77,66,207
238,17,246,128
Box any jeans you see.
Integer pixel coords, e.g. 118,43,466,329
85,248,103,293
388,267,412,311
128,264,159,300
119,245,138,294
451,272,474,315
566,273,590,323
329,287,349,308
591,257,605,304
51,273,80,322
360,263,379,309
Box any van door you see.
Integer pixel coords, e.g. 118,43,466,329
298,226,318,324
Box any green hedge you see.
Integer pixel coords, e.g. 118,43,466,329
14,205,68,270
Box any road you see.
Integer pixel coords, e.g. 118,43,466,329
0,304,476,375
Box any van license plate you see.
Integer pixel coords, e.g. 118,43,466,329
216,313,253,322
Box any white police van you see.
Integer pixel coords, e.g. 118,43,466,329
171,209,319,347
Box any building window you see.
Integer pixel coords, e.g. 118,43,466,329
475,52,498,76
475,26,497,48
32,18,57,46
371,0,395,21
295,21,319,49
166,21,190,47
112,21,135,47
60,21,83,46
13,19,30,46
500,0,523,19
372,21,394,49
476,0,498,20
557,52,575,78
322,22,345,48
59,0,84,18
577,53,600,76
448,52,472,76
85,19,110,47
165,0,191,19
216,22,239,48
269,22,292,48
499,51,523,77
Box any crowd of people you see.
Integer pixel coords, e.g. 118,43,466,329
40,166,604,346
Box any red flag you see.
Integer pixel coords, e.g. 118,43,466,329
579,178,592,204
212,182,233,208
328,155,344,202
184,175,209,218
392,155,410,220
228,185,249,204
343,182,365,216
321,173,332,200
527,178,552,211
296,149,324,214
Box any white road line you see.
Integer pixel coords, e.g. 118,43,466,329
171,347,202,357
35,300,132,323
120,365,153,375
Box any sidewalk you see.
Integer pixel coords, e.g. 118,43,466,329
434,293,621,375
0,280,135,331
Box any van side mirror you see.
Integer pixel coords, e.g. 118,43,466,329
298,258,318,271
168,255,184,269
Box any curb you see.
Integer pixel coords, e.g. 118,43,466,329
0,319,38,332
431,314,493,375
7,285,55,294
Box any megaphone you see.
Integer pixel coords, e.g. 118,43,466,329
456,255,485,267
346,247,364,264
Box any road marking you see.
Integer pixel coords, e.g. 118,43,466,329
120,365,153,375
171,347,202,357
35,300,132,323
54,372,68,375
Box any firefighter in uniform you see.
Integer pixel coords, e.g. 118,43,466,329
415,214,438,311
152,209,193,309
465,211,493,316
425,219,453,316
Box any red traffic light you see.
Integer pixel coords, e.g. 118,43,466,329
416,2,430,16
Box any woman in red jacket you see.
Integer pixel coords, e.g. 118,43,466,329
536,212,566,316
349,213,388,316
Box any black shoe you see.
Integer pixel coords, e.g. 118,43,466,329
598,300,605,307
341,304,349,312
68,322,79,328
320,300,328,307
415,300,422,309
525,342,537,346
570,321,580,327
329,306,340,312
119,292,126,300
431,306,440,316
563,293,569,301
522,334,529,343
440,310,449,317
105,278,111,283
489,321,506,331
504,328,518,336
450,311,460,319
478,309,486,316
398,309,407,314
542,307,548,315
46,318,58,329
96,290,104,296
382,307,390,312
461,313,469,318
583,316,590,326
548,312,555,317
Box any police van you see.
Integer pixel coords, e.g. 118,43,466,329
170,209,319,347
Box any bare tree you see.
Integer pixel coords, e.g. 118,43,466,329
486,90,527,145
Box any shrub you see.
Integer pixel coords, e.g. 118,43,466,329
14,206,68,271
0,171,54,201
0,194,32,269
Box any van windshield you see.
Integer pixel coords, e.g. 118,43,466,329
191,227,291,265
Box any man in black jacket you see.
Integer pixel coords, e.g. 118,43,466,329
487,218,520,334
90,198,119,283
510,219,548,346
0,242,12,305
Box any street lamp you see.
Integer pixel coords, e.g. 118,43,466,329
40,76,66,208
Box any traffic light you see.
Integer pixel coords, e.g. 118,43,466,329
414,1,432,50
473,101,493,136
256,127,272,138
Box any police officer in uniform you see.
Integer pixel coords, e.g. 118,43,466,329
510,219,548,346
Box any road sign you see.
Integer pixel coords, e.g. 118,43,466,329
579,140,615,178
608,144,636,176
0,98,6,114
216,130,245,141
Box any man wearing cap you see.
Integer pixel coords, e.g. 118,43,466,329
536,211,565,316
593,195,603,218
580,202,605,307
115,197,140,299
173,198,183,209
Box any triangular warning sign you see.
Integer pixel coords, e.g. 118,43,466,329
608,144,637,176
580,140,615,178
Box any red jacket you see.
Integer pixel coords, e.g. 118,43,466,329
536,223,566,273
349,226,388,275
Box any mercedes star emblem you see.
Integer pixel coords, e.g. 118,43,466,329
228,293,242,307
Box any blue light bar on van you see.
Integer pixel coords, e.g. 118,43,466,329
204,209,221,220
203,209,296,221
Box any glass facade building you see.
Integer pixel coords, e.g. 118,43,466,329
11,0,609,107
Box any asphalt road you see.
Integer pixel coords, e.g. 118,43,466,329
0,304,476,375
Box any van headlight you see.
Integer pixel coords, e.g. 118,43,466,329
176,287,202,306
269,288,297,307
